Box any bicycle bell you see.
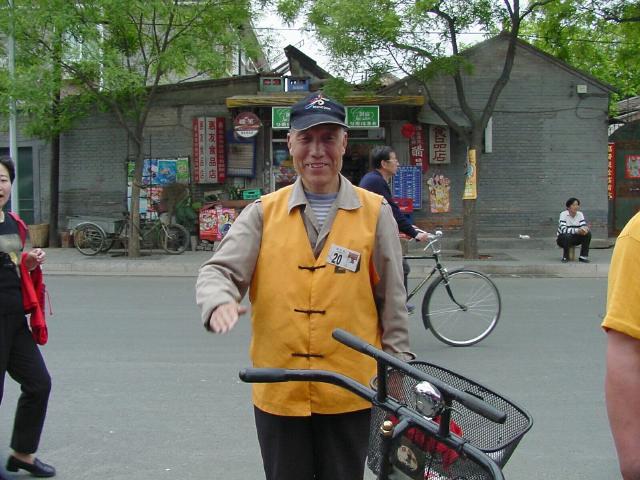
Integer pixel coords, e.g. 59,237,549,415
412,381,444,418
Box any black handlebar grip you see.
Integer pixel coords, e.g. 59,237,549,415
458,391,507,424
239,368,289,383
332,328,371,354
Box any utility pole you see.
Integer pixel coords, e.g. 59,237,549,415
8,0,19,213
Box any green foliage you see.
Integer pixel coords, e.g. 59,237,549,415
2,0,257,137
522,0,640,101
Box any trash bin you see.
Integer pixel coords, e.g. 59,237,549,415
28,224,50,248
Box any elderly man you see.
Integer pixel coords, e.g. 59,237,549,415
195,92,412,480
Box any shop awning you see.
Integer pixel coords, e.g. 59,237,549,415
226,94,425,108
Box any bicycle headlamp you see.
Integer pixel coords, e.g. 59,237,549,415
412,381,444,418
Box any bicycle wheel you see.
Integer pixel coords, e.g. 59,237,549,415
73,223,106,256
161,223,189,254
422,268,501,347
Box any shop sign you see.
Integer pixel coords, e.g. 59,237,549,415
608,143,616,199
409,124,428,173
429,125,450,164
272,107,291,129
234,111,261,139
346,106,379,128
193,116,226,184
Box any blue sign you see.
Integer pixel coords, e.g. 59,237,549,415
392,166,422,210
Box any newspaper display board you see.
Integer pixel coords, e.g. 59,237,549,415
392,166,422,210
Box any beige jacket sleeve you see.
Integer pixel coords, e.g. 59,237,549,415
195,201,263,327
372,201,413,359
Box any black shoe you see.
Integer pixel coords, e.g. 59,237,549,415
6,456,56,477
579,257,590,263
407,304,416,315
561,257,568,263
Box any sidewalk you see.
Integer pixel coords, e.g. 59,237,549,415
40,237,614,278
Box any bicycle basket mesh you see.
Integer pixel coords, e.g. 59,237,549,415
367,361,532,480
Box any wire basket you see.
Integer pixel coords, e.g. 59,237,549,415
367,361,532,480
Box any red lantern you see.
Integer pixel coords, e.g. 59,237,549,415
401,123,416,139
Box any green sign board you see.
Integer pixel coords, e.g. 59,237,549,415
271,105,380,129
346,106,379,128
272,107,291,129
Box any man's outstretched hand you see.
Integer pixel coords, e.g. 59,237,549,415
207,302,248,334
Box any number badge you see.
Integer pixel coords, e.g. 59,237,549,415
326,244,361,273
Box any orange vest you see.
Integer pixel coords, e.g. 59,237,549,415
249,185,383,416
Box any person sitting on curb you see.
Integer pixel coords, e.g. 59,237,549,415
556,197,591,263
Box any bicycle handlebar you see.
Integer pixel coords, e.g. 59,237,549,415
332,329,507,424
239,363,505,480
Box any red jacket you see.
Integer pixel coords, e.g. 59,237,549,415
8,212,48,345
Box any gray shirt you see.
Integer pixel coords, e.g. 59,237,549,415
195,174,412,357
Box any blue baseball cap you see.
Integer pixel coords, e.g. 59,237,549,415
289,92,348,131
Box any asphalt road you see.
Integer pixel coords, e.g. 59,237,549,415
0,275,620,479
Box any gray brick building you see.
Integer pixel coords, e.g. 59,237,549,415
1,36,613,239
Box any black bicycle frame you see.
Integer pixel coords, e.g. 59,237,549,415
404,252,468,311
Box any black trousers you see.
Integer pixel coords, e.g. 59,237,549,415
556,232,591,258
254,407,371,480
0,311,51,454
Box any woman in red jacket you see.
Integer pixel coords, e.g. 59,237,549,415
0,156,55,478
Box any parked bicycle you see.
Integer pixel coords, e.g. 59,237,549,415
405,231,501,347
240,328,532,480
73,212,190,256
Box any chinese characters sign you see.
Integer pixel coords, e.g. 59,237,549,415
345,106,379,128
193,117,226,184
272,107,291,130
429,125,451,164
608,143,615,200
409,125,428,172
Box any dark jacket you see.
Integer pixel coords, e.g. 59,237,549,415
359,170,418,238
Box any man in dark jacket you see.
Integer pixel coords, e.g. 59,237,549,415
359,146,428,312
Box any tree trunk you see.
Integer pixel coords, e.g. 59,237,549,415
463,199,477,258
48,31,62,247
128,137,145,257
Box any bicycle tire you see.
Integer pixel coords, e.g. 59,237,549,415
422,268,501,347
161,223,189,254
73,223,106,256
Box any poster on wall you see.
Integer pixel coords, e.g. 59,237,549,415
409,125,428,172
427,174,451,213
193,117,226,184
429,125,451,164
624,154,640,179
463,150,477,200
392,166,422,210
127,157,190,217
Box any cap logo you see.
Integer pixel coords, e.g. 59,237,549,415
305,95,331,112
